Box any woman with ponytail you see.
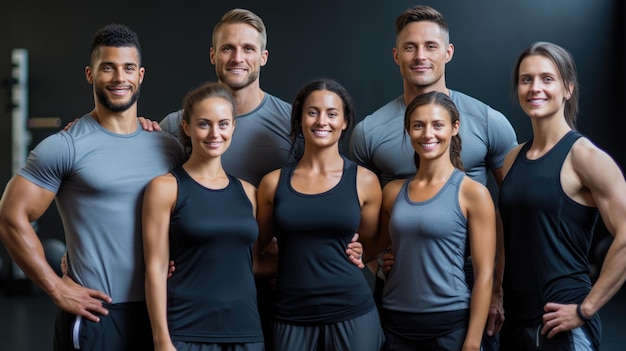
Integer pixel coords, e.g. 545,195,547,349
369,91,496,351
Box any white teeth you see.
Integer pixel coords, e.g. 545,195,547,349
421,142,437,148
314,130,330,136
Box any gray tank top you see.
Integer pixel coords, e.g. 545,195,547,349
382,168,471,313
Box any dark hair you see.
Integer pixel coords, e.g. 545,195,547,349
404,91,463,171
395,5,449,43
213,8,267,50
290,79,355,146
179,82,236,157
512,41,579,128
90,23,142,65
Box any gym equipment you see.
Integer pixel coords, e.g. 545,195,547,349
42,239,67,277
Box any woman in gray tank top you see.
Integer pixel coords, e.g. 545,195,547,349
371,91,496,351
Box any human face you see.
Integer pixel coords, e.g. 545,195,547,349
183,97,235,158
394,21,453,93
86,46,144,113
407,103,459,162
517,55,573,120
301,90,347,149
210,23,268,91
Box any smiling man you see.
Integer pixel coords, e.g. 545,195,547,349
159,8,300,188
349,5,518,351
0,24,183,350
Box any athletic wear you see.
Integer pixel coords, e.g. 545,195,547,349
499,324,594,351
350,90,517,187
382,169,470,347
499,130,601,349
272,158,376,325
19,114,183,302
272,308,384,351
54,302,153,351
18,114,183,350
161,93,300,187
167,167,263,344
383,169,469,313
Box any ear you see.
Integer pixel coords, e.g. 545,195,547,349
210,47,216,65
564,82,574,100
85,66,93,84
182,119,191,137
392,47,400,66
452,119,460,136
260,49,268,67
138,67,145,85
445,43,455,64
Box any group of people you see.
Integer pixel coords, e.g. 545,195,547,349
0,4,625,351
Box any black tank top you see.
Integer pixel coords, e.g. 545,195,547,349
272,157,375,324
499,131,600,346
167,166,262,343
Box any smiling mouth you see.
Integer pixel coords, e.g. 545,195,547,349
313,130,330,137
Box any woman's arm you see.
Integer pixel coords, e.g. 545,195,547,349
364,180,403,263
142,175,177,351
461,178,496,351
355,166,382,261
542,139,626,338
254,170,281,276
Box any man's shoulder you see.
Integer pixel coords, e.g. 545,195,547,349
260,93,292,118
450,89,507,120
358,96,404,127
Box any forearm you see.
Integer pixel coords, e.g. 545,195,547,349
465,273,493,348
0,219,63,297
580,236,626,317
362,236,389,263
253,251,278,278
493,210,505,293
145,265,172,346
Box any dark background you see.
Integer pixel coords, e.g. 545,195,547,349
0,0,624,281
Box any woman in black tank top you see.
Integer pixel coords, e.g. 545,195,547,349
143,82,265,351
256,79,385,350
499,42,626,351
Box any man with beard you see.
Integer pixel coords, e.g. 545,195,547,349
159,10,302,349
160,8,299,187
0,24,183,350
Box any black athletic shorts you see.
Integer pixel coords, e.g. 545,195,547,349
54,301,153,351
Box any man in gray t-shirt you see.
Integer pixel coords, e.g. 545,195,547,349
159,9,301,187
0,24,183,350
350,6,517,350
157,9,302,350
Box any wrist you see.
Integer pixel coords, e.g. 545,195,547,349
576,303,593,323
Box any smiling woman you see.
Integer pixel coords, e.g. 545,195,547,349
499,42,626,351
256,79,385,350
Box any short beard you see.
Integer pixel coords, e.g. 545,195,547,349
218,69,259,91
96,85,141,113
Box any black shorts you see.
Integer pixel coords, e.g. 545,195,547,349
54,301,153,351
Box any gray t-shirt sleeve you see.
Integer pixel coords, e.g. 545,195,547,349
349,120,376,173
159,110,183,139
485,109,518,170
17,132,73,193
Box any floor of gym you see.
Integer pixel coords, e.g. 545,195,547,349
0,284,624,350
